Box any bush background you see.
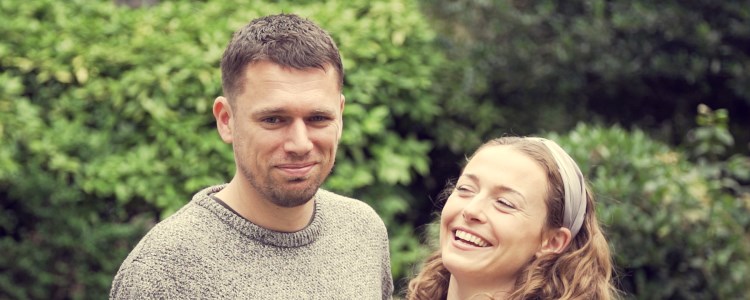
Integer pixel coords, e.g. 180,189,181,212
1,0,748,299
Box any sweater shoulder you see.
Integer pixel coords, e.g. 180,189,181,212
123,201,219,261
317,190,379,217
316,189,387,231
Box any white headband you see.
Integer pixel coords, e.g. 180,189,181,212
538,138,587,238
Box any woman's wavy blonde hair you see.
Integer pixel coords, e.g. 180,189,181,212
406,137,618,300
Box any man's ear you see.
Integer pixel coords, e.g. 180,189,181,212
537,227,572,256
337,93,345,140
213,96,233,144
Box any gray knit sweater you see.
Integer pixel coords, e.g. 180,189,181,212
110,185,393,299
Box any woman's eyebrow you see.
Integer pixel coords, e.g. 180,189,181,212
464,173,527,203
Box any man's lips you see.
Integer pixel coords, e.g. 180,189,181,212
275,163,316,177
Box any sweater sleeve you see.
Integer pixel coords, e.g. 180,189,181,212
109,259,174,300
380,222,394,300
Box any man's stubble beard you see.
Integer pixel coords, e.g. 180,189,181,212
239,159,334,208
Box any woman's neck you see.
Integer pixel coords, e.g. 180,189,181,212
446,274,514,300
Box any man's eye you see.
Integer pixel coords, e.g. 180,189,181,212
262,117,282,124
309,116,329,122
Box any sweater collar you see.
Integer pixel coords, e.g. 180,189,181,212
193,184,323,248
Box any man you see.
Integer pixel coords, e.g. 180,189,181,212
110,14,393,299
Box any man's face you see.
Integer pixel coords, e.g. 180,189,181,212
221,60,344,207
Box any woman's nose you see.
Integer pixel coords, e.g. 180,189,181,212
461,196,487,223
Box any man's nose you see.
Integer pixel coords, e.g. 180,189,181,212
283,119,313,155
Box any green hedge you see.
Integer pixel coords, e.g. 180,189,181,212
3,0,749,299
549,123,750,299
0,0,443,298
419,0,750,154
409,122,750,299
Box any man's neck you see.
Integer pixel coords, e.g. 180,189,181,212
215,179,315,233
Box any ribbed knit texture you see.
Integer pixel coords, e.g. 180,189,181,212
110,184,393,299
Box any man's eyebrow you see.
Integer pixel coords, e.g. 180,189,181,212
251,107,287,118
309,108,337,116
250,107,338,118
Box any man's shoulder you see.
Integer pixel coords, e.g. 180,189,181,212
316,189,386,229
123,196,224,259
146,184,226,235
316,189,376,213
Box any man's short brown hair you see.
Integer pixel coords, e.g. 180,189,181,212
220,13,344,102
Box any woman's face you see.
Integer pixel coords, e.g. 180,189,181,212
440,145,550,287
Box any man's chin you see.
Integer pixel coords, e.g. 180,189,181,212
268,182,320,208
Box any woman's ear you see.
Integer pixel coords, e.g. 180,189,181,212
213,96,233,144
537,227,572,256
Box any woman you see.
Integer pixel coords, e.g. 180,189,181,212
407,137,617,299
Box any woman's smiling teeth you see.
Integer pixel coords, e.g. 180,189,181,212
455,230,490,247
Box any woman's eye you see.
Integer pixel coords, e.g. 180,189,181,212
496,198,515,209
455,185,475,196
